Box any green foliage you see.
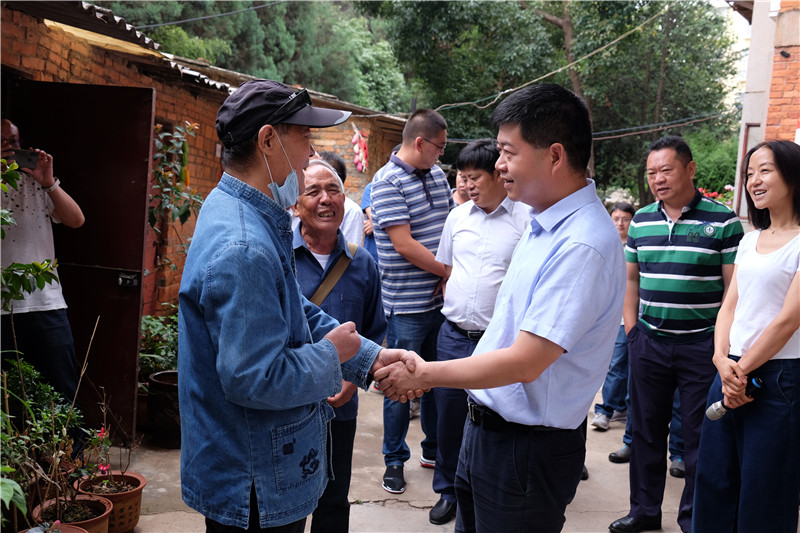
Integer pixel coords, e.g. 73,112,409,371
150,121,203,231
139,304,179,382
1,466,27,521
148,25,231,63
1,261,60,313
102,1,411,111
358,0,558,145
2,357,84,524
684,125,739,195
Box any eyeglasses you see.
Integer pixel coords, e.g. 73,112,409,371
422,138,446,153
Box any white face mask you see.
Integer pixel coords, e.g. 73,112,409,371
263,135,299,209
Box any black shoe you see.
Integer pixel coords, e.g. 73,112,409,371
429,498,456,525
609,444,632,464
382,465,405,494
581,465,589,480
609,514,661,533
669,457,685,478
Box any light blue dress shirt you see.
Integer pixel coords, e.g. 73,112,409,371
468,180,625,429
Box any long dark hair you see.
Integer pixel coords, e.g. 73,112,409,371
742,140,800,230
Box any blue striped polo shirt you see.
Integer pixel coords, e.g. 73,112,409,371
625,189,744,339
371,153,454,314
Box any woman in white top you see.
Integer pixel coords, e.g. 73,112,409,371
693,140,800,533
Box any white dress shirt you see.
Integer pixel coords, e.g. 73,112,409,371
436,197,530,331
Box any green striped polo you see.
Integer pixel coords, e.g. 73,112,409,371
625,189,744,338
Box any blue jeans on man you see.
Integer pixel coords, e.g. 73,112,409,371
382,309,443,466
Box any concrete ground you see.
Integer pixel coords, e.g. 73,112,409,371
124,389,687,533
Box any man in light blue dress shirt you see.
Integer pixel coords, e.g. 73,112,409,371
376,83,626,532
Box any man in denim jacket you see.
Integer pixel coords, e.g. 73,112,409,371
178,79,414,533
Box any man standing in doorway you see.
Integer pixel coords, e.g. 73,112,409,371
609,136,744,533
370,108,453,494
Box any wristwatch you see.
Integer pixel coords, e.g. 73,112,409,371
43,178,60,193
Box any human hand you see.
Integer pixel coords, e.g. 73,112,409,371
25,149,54,187
363,217,373,236
323,321,360,364
714,357,746,395
374,351,429,402
328,380,357,408
721,382,753,410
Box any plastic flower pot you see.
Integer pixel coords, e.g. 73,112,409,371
147,370,180,448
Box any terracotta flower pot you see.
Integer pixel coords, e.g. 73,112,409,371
20,525,90,533
75,471,146,533
32,494,112,533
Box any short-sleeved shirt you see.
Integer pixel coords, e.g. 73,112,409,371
1,175,66,314
436,197,530,331
625,189,744,339
371,153,454,314
467,180,626,429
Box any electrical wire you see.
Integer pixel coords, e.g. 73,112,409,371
434,5,669,113
137,1,287,29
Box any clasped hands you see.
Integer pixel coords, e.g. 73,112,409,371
372,349,428,402
715,357,753,410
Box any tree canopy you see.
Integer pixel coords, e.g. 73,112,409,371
101,0,741,204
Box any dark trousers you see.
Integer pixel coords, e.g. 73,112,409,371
454,416,585,533
310,417,357,533
433,321,479,502
1,309,79,404
693,358,800,533
205,487,306,533
627,325,716,532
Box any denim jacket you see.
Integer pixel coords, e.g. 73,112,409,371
178,173,381,528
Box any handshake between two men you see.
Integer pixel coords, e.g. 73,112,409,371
323,320,426,402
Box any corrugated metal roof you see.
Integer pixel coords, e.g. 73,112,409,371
6,0,406,123
8,1,161,50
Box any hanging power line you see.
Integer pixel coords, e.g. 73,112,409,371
435,5,669,113
137,1,287,30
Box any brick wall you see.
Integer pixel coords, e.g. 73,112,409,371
1,6,388,315
765,46,799,140
765,1,800,141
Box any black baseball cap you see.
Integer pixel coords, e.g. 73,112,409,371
216,79,351,147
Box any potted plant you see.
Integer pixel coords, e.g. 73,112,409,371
137,305,180,448
74,426,146,533
21,520,90,532
1,359,112,533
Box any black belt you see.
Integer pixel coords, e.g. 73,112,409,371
467,399,560,432
448,320,484,341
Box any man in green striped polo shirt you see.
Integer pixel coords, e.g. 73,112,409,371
610,136,744,533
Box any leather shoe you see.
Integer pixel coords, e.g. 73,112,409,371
609,444,632,463
609,514,661,533
429,498,456,525
669,457,685,478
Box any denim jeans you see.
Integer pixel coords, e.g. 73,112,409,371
693,358,800,533
595,325,628,416
382,309,443,466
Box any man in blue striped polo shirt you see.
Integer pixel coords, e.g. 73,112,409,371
610,136,744,533
371,108,454,494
